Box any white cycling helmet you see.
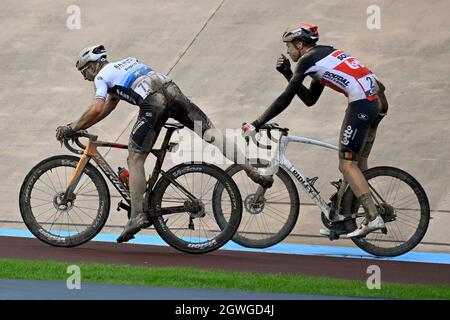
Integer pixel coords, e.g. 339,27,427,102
75,44,107,71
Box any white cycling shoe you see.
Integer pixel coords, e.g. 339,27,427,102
345,215,385,238
320,228,331,236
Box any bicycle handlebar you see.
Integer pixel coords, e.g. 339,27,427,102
243,123,289,150
61,130,98,155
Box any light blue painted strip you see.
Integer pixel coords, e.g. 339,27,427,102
0,229,34,238
1,228,449,265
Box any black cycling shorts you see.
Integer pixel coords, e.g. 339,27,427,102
339,98,383,161
129,81,213,153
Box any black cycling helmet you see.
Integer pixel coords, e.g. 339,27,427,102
282,23,319,44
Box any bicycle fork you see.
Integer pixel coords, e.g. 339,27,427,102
62,153,91,205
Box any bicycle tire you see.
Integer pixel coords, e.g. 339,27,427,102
214,161,300,248
150,162,242,254
341,166,430,257
19,155,110,247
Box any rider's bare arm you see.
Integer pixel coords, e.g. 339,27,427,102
71,95,119,131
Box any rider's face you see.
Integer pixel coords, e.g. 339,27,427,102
286,41,302,62
80,63,96,81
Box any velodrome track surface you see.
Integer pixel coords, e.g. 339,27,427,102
1,236,449,287
1,0,450,254
1,0,450,300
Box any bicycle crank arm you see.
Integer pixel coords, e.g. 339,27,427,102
253,185,267,202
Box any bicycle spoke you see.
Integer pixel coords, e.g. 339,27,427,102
42,172,60,193
73,204,98,211
264,203,291,224
33,186,56,197
67,213,80,234
75,176,95,195
48,209,63,233
200,178,221,200
71,207,89,227
31,197,53,203
34,206,58,219
73,206,95,221
200,174,213,200
31,202,53,209
54,167,64,192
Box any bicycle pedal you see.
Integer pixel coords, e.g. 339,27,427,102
328,228,348,241
328,231,340,241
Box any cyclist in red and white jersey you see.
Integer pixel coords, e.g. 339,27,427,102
243,23,389,238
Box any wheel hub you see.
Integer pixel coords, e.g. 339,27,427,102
53,193,75,211
186,200,206,218
379,203,396,222
244,194,265,215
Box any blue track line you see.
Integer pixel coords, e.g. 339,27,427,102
1,228,449,265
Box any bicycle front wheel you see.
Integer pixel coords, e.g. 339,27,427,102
342,166,430,257
214,161,300,248
19,155,110,247
150,162,242,254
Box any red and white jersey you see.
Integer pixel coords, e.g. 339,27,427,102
300,46,379,102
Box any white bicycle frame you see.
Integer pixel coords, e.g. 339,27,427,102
260,131,340,220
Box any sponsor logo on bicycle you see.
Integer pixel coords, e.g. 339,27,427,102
290,168,318,198
94,155,131,201
341,125,354,146
38,228,65,242
92,201,105,228
187,239,218,249
173,166,203,178
224,181,237,210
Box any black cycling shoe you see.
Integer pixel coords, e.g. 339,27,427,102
117,214,150,243
245,168,274,188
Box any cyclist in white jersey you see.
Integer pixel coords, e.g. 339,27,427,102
56,45,273,243
243,23,389,238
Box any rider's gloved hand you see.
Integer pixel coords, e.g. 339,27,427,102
242,122,256,137
276,54,293,79
56,124,76,142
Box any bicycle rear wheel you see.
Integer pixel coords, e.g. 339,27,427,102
150,162,242,254
214,161,300,248
342,166,430,257
19,155,110,247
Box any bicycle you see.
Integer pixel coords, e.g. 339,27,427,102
19,122,242,254
213,123,430,257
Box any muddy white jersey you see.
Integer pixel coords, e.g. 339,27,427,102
94,57,170,105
